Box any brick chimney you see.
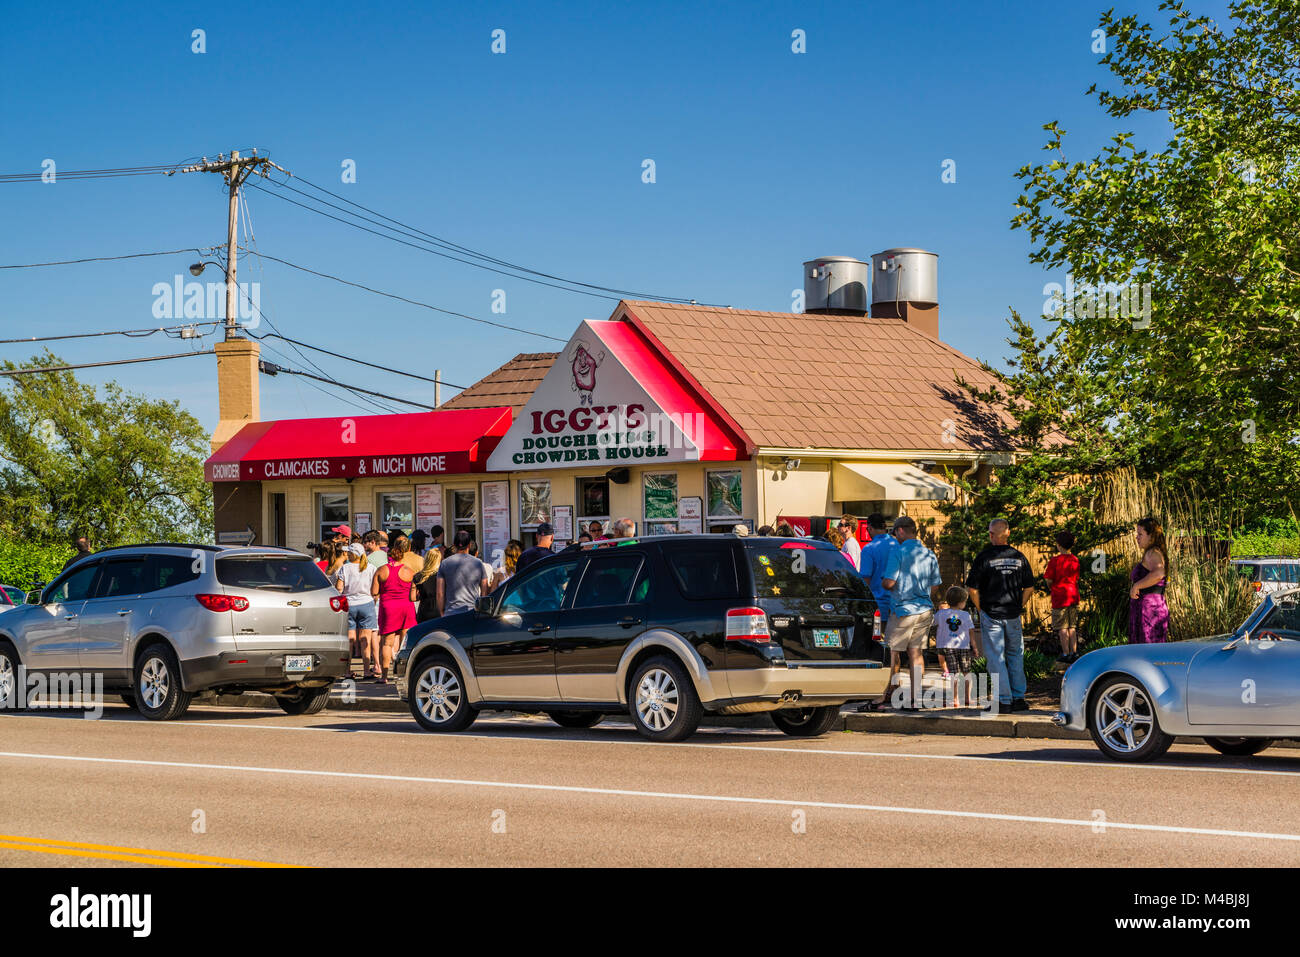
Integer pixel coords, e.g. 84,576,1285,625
211,338,260,454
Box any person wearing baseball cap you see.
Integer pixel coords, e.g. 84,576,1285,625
330,524,352,541
515,522,555,574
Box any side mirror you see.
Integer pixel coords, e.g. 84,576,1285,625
474,596,495,616
26,590,42,605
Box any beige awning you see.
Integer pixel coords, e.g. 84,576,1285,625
832,461,953,502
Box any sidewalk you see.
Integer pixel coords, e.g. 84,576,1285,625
211,661,1088,740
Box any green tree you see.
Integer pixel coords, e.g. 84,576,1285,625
1011,0,1300,522
0,351,213,547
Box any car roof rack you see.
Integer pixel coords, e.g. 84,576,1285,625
88,542,225,555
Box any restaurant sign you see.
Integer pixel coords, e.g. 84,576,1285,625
206,452,464,483
487,320,707,471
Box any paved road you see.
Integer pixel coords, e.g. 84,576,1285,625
2,702,1300,867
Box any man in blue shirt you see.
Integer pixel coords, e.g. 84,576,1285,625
879,515,942,710
858,513,897,628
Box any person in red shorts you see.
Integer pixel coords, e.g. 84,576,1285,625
1044,530,1081,662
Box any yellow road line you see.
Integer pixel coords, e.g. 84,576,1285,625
0,841,208,867
0,833,300,868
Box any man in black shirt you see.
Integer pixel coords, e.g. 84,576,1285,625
62,535,93,570
515,523,555,574
965,519,1035,713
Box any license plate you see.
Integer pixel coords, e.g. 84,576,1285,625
284,655,314,673
812,628,842,648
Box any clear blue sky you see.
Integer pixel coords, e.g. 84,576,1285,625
2,0,1213,431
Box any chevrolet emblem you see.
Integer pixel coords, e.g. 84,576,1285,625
288,600,302,607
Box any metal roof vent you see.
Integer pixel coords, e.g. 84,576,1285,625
802,256,869,316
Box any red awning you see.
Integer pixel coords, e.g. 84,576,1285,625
205,407,513,482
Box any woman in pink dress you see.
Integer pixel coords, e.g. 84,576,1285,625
370,537,418,683
1128,517,1170,644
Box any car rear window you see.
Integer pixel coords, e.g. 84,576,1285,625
216,555,330,592
746,544,869,600
661,543,739,600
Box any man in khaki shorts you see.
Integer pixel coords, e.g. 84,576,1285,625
880,516,943,710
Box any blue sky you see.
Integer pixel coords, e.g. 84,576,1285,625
2,0,1213,431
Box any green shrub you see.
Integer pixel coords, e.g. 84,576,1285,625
0,541,74,594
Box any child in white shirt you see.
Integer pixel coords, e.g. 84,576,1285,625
937,585,980,707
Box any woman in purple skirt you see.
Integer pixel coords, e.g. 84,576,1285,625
1129,516,1170,644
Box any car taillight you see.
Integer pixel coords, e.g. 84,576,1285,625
726,607,772,642
330,596,349,612
196,594,249,612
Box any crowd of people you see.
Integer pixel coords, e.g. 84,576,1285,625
308,509,1171,702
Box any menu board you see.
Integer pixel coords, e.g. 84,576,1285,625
415,484,442,534
678,496,703,534
480,480,511,565
552,505,573,547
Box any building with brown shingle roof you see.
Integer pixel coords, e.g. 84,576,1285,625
208,261,1012,582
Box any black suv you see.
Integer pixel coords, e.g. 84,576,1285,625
394,534,887,742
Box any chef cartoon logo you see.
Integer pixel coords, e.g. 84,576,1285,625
567,339,605,406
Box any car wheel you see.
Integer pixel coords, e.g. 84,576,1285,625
410,655,477,732
275,685,332,716
550,711,603,729
1203,736,1273,756
1088,674,1173,762
133,644,193,721
629,655,702,742
0,641,23,712
770,705,841,737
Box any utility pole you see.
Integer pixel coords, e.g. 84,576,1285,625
182,149,284,339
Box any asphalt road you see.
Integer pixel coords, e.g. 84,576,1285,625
3,701,1300,867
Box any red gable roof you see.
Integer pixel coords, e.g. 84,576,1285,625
205,407,513,482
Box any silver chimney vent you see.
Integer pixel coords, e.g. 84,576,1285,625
802,256,869,316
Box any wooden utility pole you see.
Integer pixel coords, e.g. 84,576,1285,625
182,149,284,339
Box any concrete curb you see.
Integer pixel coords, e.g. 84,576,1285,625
209,693,1300,749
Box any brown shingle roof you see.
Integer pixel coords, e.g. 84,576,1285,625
616,301,1011,453
441,352,557,412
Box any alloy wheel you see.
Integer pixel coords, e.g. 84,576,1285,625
416,665,462,724
1094,682,1154,754
635,667,679,732
140,656,170,711
0,653,14,705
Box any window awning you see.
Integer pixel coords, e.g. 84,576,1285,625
205,407,513,482
832,461,954,502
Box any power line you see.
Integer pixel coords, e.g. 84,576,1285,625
248,331,468,390
0,246,220,270
256,338,387,416
238,247,567,343
233,266,402,414
246,181,627,303
0,350,216,377
270,174,711,304
0,162,192,183
0,322,222,345
259,361,436,410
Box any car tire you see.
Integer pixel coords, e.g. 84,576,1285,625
1203,736,1273,756
275,685,332,716
629,655,702,743
119,693,137,710
550,711,603,729
133,643,193,721
0,641,24,713
1087,674,1173,762
770,705,841,737
409,654,477,733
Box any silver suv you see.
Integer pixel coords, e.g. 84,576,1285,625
1231,557,1300,600
0,544,349,720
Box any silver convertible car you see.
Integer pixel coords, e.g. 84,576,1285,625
1055,587,1300,761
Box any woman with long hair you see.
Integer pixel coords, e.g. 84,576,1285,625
1129,516,1170,644
492,540,522,590
413,548,443,623
325,540,348,584
335,543,378,677
370,536,418,683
